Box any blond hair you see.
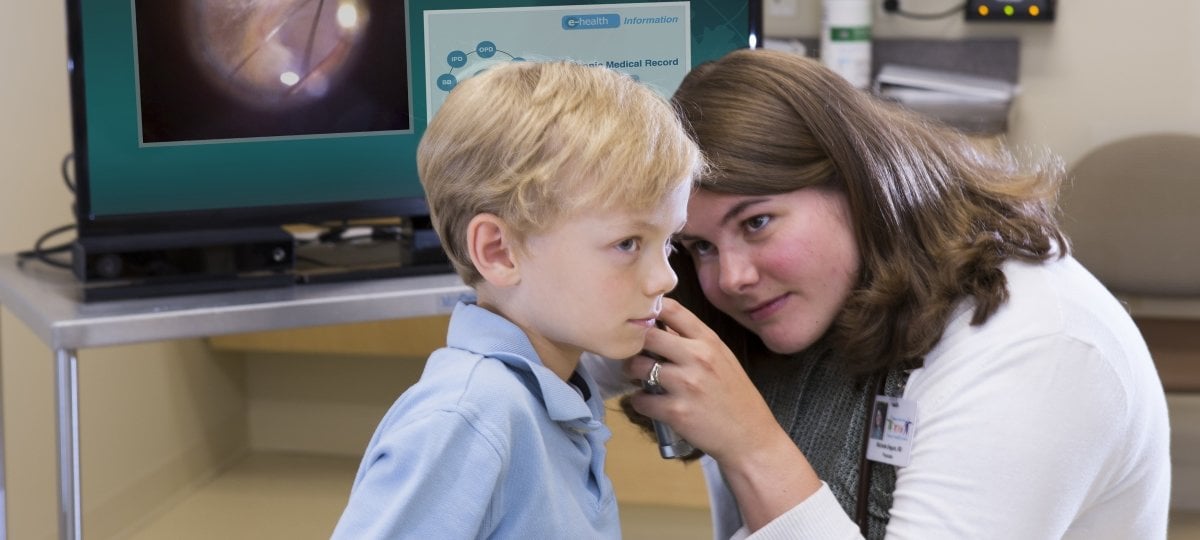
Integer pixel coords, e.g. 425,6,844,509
417,61,703,286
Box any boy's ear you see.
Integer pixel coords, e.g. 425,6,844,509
466,213,520,287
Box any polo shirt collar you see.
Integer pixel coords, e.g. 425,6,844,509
446,302,601,425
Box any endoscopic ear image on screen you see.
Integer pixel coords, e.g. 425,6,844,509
134,0,410,144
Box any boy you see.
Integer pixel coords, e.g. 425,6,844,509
331,60,702,538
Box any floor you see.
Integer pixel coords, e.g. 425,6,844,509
123,452,1198,539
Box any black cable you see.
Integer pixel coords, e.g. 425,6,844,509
883,0,966,20
16,152,79,271
17,223,76,270
61,152,75,193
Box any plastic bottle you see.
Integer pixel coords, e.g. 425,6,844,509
820,0,873,90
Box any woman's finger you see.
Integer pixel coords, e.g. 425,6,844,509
622,353,661,383
654,297,719,342
641,299,719,366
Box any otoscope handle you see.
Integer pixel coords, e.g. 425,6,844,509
642,373,695,459
651,418,695,459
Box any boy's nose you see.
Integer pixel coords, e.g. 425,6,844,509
646,250,678,296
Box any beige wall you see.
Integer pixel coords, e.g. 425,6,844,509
764,0,1200,163
1,4,249,539
3,0,1198,538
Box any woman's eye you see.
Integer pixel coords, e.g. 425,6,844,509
745,215,771,232
616,238,640,252
687,240,714,257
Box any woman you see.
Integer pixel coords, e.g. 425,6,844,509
619,49,1170,539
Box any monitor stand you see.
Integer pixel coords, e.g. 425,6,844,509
73,226,297,302
71,222,453,302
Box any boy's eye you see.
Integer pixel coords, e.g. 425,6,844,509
616,238,640,252
745,215,770,232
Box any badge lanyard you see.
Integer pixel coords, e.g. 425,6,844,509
856,372,919,535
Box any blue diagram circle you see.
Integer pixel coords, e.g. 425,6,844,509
476,41,497,58
435,42,522,93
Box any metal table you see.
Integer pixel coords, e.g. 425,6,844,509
0,254,471,539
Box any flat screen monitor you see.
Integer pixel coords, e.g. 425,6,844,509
65,0,762,296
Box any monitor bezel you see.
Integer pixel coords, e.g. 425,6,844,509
66,0,763,238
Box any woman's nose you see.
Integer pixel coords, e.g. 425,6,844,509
718,248,758,293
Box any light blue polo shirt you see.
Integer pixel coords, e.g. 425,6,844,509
331,302,620,539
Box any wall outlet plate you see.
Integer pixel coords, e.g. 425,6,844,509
965,0,1055,22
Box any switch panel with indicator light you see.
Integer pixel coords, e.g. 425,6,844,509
965,0,1055,22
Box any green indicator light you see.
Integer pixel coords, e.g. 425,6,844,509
1004,5,1015,15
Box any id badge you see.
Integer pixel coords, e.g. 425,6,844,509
866,395,918,467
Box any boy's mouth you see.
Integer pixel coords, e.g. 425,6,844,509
628,316,658,328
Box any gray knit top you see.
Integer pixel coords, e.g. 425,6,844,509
747,350,911,540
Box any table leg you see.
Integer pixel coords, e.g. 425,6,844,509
54,349,80,540
1,313,6,540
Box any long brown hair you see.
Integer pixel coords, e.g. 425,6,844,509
671,49,1067,374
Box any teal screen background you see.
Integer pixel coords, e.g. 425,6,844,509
78,0,752,220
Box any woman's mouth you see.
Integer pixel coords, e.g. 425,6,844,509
746,294,789,322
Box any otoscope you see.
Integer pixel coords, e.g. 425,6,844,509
643,321,695,459
643,373,696,459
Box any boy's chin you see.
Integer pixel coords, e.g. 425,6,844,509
593,342,645,362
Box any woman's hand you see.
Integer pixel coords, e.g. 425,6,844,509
624,298,785,463
625,297,823,530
